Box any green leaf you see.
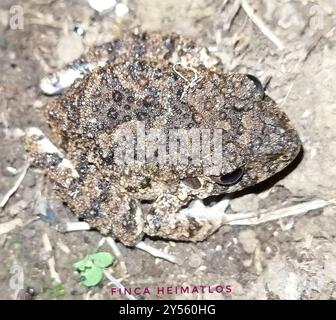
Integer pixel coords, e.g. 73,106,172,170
81,265,103,287
73,257,89,271
73,256,95,271
91,252,114,268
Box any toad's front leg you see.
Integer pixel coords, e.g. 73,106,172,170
40,60,97,95
144,194,230,242
39,42,113,95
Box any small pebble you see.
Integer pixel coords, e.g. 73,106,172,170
88,0,116,12
6,167,17,175
115,3,129,16
197,265,207,271
188,253,203,268
238,229,258,254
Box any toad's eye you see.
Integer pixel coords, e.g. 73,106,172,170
211,168,244,186
247,74,265,99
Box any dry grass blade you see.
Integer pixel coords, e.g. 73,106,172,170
0,163,31,208
223,199,334,225
0,218,23,235
136,241,182,265
240,0,285,50
104,270,136,300
58,221,91,232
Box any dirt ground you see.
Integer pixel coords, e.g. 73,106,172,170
1,0,336,300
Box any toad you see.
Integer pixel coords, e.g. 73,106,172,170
25,31,302,246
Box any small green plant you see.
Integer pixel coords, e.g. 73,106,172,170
73,252,114,287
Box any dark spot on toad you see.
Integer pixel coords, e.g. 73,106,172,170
107,108,118,120
127,95,135,104
112,90,123,103
143,95,156,108
135,110,148,121
123,115,132,122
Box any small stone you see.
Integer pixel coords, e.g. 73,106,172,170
6,167,17,175
88,0,116,12
238,229,258,254
188,253,203,268
169,241,176,247
33,100,44,109
115,3,129,17
197,265,207,271
242,259,253,268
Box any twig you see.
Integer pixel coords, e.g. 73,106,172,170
42,233,62,283
60,223,180,264
135,241,181,265
240,0,285,50
0,216,38,236
56,241,71,254
97,237,106,248
0,218,23,236
105,237,122,259
0,163,31,208
57,221,91,233
223,0,241,32
48,257,61,283
103,270,136,300
279,82,294,107
105,237,128,274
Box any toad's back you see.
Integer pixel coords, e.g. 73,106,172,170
47,54,301,194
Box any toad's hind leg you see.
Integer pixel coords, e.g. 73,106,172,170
144,197,230,242
25,127,145,246
25,127,80,187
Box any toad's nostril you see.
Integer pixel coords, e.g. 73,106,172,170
280,154,291,162
182,177,202,189
247,74,265,99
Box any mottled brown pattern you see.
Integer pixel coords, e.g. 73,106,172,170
26,31,302,245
